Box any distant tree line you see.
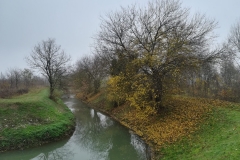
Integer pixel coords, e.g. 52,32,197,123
71,0,240,113
0,68,47,98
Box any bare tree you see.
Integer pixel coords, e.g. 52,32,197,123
0,72,8,97
22,68,33,88
13,68,22,89
74,54,107,94
218,20,240,101
5,68,22,89
6,69,15,88
229,20,240,52
26,38,71,99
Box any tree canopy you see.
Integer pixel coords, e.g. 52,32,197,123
94,0,221,112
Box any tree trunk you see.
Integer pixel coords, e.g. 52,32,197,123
93,79,100,93
49,76,55,100
155,93,163,114
152,70,164,113
49,85,54,100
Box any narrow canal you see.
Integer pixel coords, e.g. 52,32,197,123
0,94,149,160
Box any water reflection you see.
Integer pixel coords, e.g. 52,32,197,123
64,101,75,112
0,94,149,160
130,131,148,158
96,112,113,128
32,144,74,160
0,139,69,160
90,109,94,118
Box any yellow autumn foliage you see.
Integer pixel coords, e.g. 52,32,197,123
107,75,127,104
110,95,231,150
107,72,158,110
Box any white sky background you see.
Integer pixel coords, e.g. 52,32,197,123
0,0,240,73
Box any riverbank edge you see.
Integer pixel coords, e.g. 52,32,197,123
77,96,156,160
0,89,76,152
78,92,240,160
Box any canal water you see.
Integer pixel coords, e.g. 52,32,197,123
0,94,149,160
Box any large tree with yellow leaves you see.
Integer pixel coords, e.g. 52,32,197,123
95,0,222,112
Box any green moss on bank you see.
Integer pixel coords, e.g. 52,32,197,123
0,88,75,152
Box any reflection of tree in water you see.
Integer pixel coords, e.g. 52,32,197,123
130,132,150,160
107,130,147,160
73,108,148,160
72,109,114,159
32,144,74,160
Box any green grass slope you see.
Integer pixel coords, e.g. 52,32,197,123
0,88,75,152
161,105,240,160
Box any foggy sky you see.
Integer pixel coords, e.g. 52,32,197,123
0,0,239,74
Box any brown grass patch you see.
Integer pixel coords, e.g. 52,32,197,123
8,104,19,109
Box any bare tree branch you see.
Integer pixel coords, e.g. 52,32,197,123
26,38,71,99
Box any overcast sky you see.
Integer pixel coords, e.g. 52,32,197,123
0,0,240,74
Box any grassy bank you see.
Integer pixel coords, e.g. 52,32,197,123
0,88,75,152
78,89,240,160
160,105,240,160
